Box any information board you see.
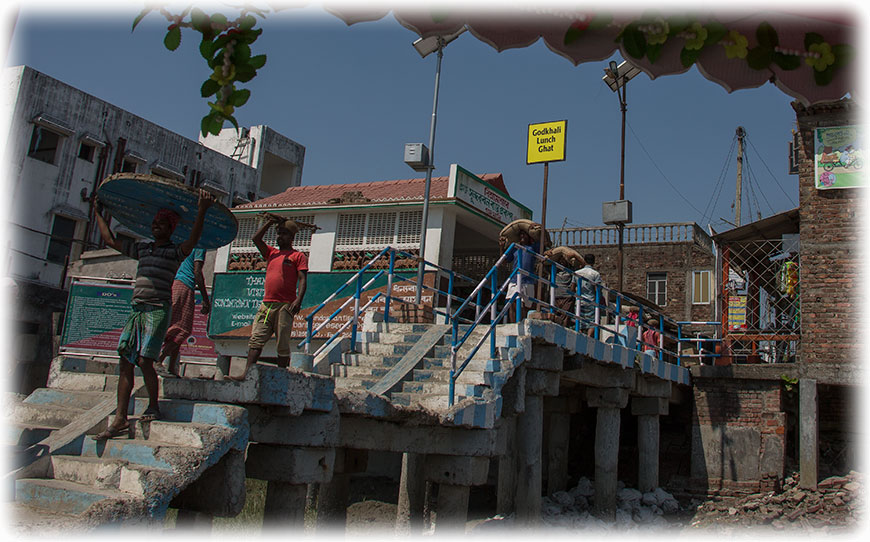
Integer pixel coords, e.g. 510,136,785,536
60,279,215,359
208,270,434,341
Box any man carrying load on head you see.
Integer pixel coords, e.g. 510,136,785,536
93,190,214,439
228,214,308,381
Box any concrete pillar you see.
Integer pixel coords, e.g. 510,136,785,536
631,396,668,493
496,417,517,515
546,412,570,495
594,406,620,519
395,452,426,535
799,378,819,490
434,483,470,534
515,395,543,525
263,481,307,528
637,415,659,493
215,355,231,380
174,510,213,531
587,387,629,520
316,475,349,529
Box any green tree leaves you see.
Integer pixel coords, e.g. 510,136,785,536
134,7,268,137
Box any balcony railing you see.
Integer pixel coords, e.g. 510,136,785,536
550,222,712,252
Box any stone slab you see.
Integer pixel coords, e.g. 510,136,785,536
245,444,335,484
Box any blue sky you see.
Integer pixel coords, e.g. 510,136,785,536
5,1,858,232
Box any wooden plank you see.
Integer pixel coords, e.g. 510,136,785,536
368,325,450,397
41,382,144,452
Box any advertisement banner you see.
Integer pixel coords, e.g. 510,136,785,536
814,126,864,189
60,279,215,359
452,165,532,224
727,295,748,331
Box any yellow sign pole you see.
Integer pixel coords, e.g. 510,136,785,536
527,120,567,308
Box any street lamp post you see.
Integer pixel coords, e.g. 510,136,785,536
407,27,466,305
602,60,640,292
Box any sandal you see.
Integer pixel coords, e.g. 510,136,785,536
94,423,130,441
141,407,162,422
154,364,179,378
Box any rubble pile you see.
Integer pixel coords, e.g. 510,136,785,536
687,471,864,532
473,471,864,533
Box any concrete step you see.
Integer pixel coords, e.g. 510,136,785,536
358,332,425,345
411,368,492,385
79,436,189,471
333,376,377,390
368,323,433,334
24,388,113,410
355,342,415,357
400,381,488,396
390,392,461,410
47,373,157,397
342,353,403,367
50,455,123,489
15,477,132,516
4,424,55,447
11,402,91,429
332,365,390,379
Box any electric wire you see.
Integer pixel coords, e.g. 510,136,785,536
626,121,706,220
746,136,797,207
702,135,738,227
743,155,776,217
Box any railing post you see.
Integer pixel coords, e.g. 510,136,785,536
351,274,362,349
549,261,556,315
593,284,601,341
514,248,522,322
614,294,622,346
637,305,644,352
657,316,664,361
305,316,313,354
490,273,497,323
447,270,454,326
574,275,581,333
677,323,683,366
385,249,395,325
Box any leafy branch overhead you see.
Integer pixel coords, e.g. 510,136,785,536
133,4,268,137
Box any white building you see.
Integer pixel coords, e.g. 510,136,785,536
1,65,305,392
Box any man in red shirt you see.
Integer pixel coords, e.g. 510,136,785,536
228,216,308,380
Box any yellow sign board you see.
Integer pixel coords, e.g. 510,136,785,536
527,120,567,164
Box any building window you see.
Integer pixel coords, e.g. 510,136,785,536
121,159,138,173
46,215,77,264
647,272,667,307
77,142,96,162
335,211,422,251
692,269,713,304
28,125,63,164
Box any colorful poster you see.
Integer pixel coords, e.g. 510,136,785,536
60,279,215,359
728,295,747,331
814,126,864,189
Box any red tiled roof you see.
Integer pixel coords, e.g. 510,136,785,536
235,173,508,210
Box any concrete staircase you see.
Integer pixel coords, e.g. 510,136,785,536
6,356,249,528
330,321,526,412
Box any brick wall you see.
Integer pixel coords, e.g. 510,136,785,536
569,241,716,323
793,100,863,373
691,378,786,496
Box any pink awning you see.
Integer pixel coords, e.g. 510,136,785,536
325,7,856,105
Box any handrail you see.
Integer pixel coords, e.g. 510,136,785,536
299,246,483,355
446,244,722,406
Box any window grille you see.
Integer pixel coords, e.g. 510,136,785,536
647,272,667,306
366,212,396,246
336,213,367,250
396,210,422,246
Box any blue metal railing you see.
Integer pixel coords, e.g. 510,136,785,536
445,243,722,406
298,247,487,358
299,244,722,406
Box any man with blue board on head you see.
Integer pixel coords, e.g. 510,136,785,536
92,189,214,440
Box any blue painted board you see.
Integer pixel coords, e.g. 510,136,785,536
97,173,238,249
